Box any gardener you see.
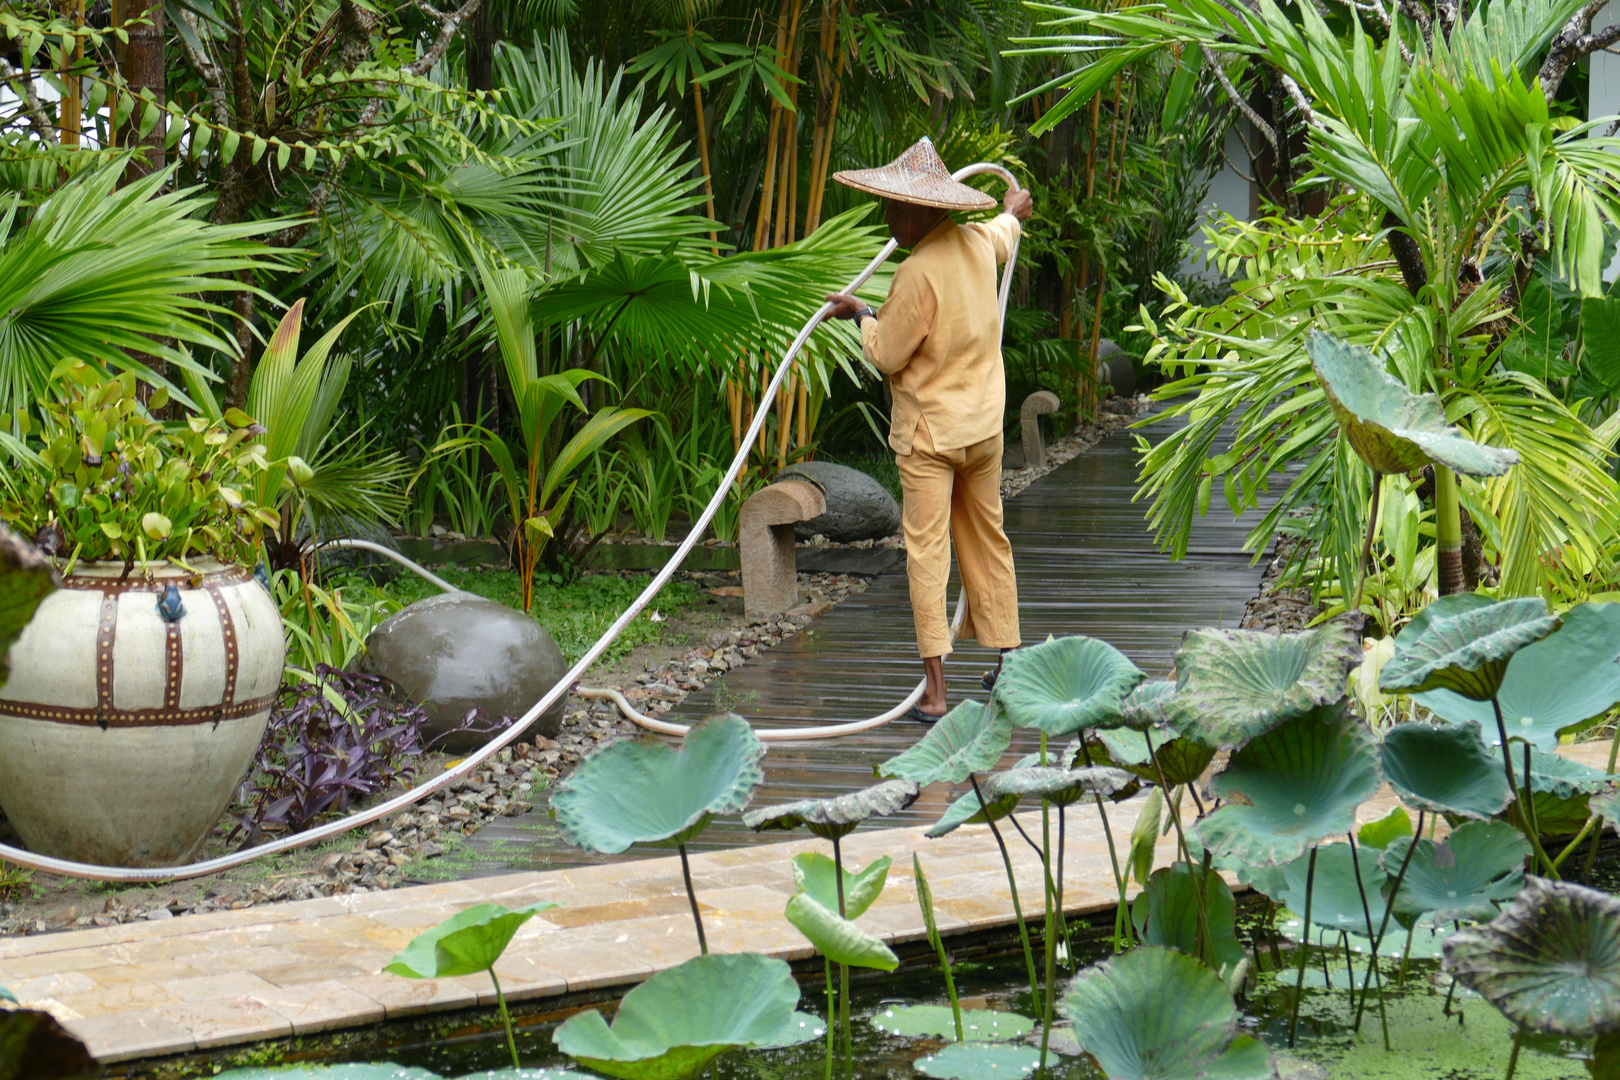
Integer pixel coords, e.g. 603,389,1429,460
823,136,1033,722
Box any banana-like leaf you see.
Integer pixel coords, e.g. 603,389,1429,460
993,634,1145,735
1380,821,1529,928
1130,862,1245,970
1166,618,1364,748
1196,704,1382,867
384,902,558,979
913,1042,1044,1079
877,700,1014,785
1063,946,1272,1080
550,714,765,853
870,1004,1034,1042
0,526,57,688
1096,727,1216,786
1306,331,1519,477
1380,594,1560,702
552,953,805,1080
1278,842,1388,935
742,780,920,841
926,788,1020,838
980,765,1132,808
1380,720,1513,819
790,852,889,920
1412,603,1620,751
783,892,899,971
1445,877,1620,1037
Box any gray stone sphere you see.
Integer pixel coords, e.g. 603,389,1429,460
358,591,567,751
779,461,902,543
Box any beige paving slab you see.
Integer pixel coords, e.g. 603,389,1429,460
62,1009,195,1062
153,996,294,1050
249,979,387,1035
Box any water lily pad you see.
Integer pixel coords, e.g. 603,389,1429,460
1120,679,1178,731
926,787,1020,838
1412,603,1620,751
552,953,802,1080
551,714,765,853
784,891,898,970
870,1004,1034,1042
1380,821,1529,928
1380,721,1512,819
213,1069,440,1079
980,765,1131,808
1445,877,1620,1036
1196,704,1382,867
742,779,920,840
457,1072,599,1080
1306,330,1519,477
878,701,1014,785
1166,618,1365,748
384,902,558,979
1278,842,1388,935
1379,595,1559,702
790,852,889,919
993,634,1144,735
1130,861,1245,970
913,1042,1043,1079
1096,727,1216,786
1063,946,1254,1079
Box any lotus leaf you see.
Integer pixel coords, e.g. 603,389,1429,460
1129,862,1245,970
742,779,920,840
0,1006,96,1080
1306,330,1519,477
384,903,557,980
1277,843,1388,934
1380,821,1529,928
877,700,1014,785
457,1072,599,1080
926,787,1021,838
1096,727,1216,786
790,852,889,919
0,526,58,687
550,714,765,853
1523,748,1612,799
551,952,803,1080
212,1069,440,1079
1063,946,1251,1080
870,1004,1034,1042
1166,618,1364,748
980,765,1131,808
1120,679,1178,731
1197,1036,1277,1080
783,891,899,970
1011,740,1081,770
0,986,14,1003
1412,603,1620,751
1195,705,1382,867
993,634,1144,735
1592,788,1620,835
1380,721,1512,819
1445,877,1620,1036
913,1042,1042,1079
1357,807,1413,850
1378,595,1559,702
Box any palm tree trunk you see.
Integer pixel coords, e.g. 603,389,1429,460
116,0,166,179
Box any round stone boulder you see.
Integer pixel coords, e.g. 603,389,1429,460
357,592,568,751
1094,340,1136,399
779,461,902,542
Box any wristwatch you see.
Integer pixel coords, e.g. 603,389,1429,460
854,306,877,327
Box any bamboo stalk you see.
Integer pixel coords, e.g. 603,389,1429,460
60,0,84,147
692,66,720,256
753,0,794,251
772,0,805,249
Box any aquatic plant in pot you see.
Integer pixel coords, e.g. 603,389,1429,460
0,365,283,866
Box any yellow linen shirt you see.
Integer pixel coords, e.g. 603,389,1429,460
860,212,1021,455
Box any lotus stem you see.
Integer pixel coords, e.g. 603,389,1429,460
487,969,520,1069
1057,806,1081,961
1435,467,1464,596
1040,733,1056,1072
1442,972,1460,1018
970,773,1039,1003
1148,742,1212,960
1076,737,1130,949
1553,813,1599,873
1288,847,1318,1049
1339,931,1356,1009
1491,699,1559,879
824,957,834,1080
1353,472,1384,615
677,843,709,955
1345,833,1390,1050
1521,743,1546,866
833,836,851,1077
1504,1025,1525,1080
933,931,963,1042
1357,811,1423,1031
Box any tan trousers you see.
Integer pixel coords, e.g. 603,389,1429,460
897,416,1021,658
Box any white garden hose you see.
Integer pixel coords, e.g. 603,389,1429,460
0,163,1021,882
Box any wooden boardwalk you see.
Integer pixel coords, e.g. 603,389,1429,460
460,411,1270,873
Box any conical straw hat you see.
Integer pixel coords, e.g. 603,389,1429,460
832,136,997,211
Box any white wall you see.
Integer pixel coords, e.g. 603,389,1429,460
1591,2,1620,281
1179,122,1253,282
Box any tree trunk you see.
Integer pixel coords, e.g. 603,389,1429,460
117,0,166,180
464,0,500,93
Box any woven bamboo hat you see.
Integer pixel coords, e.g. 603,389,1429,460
832,136,997,211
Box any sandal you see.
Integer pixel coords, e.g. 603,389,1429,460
981,669,998,692
904,704,946,724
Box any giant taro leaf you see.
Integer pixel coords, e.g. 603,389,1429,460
980,765,1131,808
1166,618,1364,749
1306,330,1519,477
878,700,1013,785
1380,821,1530,928
1063,946,1273,1080
1445,877,1620,1037
552,953,804,1080
1278,842,1388,936
0,526,58,688
1413,602,1620,751
1380,721,1513,819
993,634,1144,735
550,714,765,853
742,779,920,841
784,892,899,971
1195,704,1382,867
790,852,889,919
1378,595,1559,702
1129,862,1245,970
1096,726,1216,787
926,788,1020,838
385,902,558,978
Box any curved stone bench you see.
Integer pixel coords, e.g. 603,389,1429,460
740,479,827,619
1021,390,1060,471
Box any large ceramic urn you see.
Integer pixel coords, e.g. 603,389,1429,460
0,559,284,866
